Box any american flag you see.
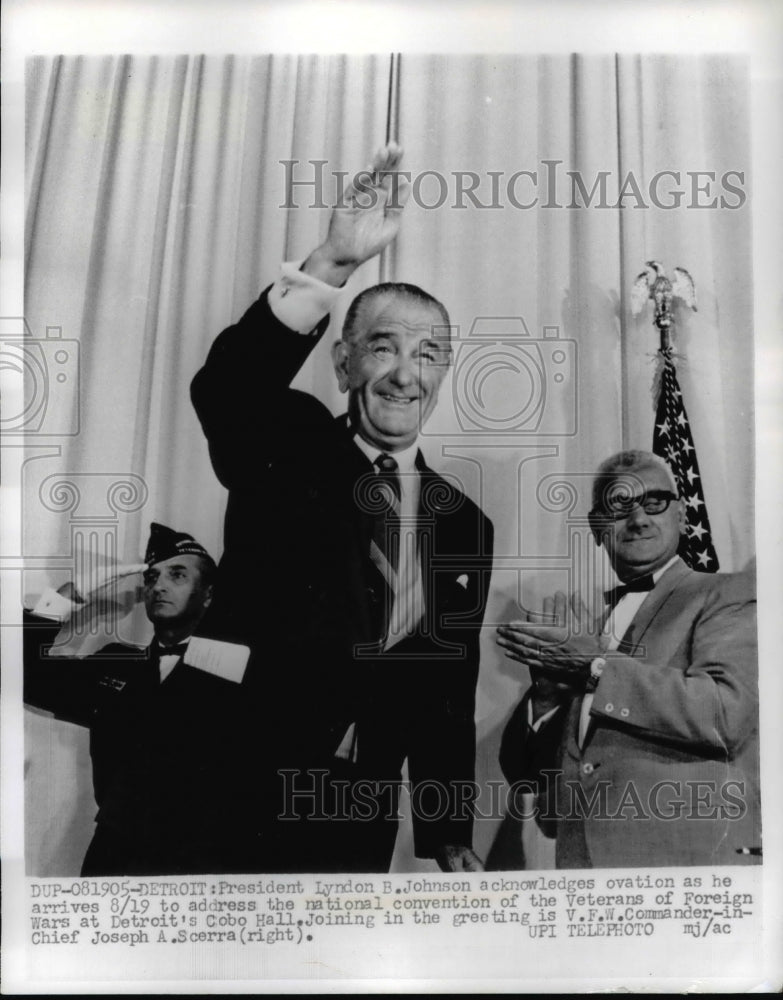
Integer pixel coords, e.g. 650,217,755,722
652,349,719,571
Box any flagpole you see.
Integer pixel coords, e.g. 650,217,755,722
632,261,719,572
379,53,401,286
655,308,672,354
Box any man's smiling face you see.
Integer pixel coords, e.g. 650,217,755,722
332,292,451,452
599,464,685,580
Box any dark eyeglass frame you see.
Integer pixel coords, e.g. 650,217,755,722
592,489,679,521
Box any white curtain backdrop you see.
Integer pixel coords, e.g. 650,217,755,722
21,54,754,874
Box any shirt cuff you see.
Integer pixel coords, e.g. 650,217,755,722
31,588,79,621
527,699,562,733
267,260,341,334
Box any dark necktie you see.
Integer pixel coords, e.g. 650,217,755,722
604,574,655,608
369,453,402,634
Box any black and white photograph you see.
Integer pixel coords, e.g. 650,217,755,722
2,0,781,992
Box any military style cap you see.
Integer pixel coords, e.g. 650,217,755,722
144,522,213,567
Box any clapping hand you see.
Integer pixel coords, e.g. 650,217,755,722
497,591,604,695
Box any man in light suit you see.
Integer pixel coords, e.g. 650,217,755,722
191,143,493,873
497,450,760,868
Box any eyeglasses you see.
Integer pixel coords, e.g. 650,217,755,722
593,490,679,520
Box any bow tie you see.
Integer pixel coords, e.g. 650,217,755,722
604,574,655,606
156,642,189,658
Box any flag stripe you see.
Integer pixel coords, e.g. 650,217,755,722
652,351,719,571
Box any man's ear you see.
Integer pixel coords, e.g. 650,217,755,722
202,585,213,611
331,340,350,393
677,498,687,534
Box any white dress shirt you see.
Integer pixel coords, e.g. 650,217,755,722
334,438,426,763
352,435,425,650
157,638,191,682
268,260,341,333
578,555,679,747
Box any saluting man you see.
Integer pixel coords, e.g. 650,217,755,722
24,523,249,876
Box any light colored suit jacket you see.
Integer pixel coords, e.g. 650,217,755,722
504,559,760,869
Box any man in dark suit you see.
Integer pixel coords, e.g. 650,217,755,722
191,143,494,873
497,450,760,868
24,523,248,875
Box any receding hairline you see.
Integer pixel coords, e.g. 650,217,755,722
341,283,451,343
592,450,678,509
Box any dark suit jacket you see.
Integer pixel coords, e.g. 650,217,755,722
191,290,494,866
24,612,249,874
500,560,760,868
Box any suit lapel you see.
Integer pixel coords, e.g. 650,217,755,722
415,452,461,536
334,425,469,646
116,643,161,695
573,559,693,756
333,414,375,545
335,416,389,646
415,452,462,614
618,558,691,653
563,697,584,762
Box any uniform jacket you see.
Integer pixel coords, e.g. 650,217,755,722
23,612,248,874
500,561,760,868
191,290,494,863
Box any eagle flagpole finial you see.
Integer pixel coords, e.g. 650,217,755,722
637,260,718,572
630,260,697,352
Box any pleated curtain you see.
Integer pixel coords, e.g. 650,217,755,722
22,54,753,873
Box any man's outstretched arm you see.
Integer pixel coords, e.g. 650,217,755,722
191,143,410,487
23,565,147,724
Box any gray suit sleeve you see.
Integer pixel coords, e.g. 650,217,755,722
590,574,757,757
